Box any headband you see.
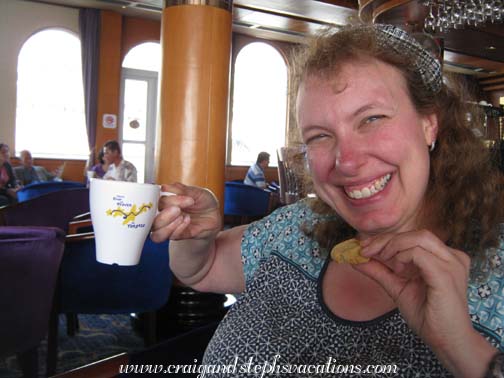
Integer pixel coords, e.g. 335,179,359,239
354,24,443,94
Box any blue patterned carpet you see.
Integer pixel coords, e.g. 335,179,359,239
0,314,144,378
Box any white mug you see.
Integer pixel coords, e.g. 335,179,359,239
89,179,173,265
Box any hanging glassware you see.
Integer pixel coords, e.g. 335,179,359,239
423,0,504,33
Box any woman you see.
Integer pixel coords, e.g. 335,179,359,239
152,25,504,377
0,143,18,206
91,149,109,178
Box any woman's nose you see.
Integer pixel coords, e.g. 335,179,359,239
334,143,366,177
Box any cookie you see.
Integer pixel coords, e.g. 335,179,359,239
330,238,369,264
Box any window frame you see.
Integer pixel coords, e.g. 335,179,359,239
227,35,292,167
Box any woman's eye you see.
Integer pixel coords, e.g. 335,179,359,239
305,134,328,144
364,115,385,124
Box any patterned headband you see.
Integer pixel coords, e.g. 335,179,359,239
354,24,443,94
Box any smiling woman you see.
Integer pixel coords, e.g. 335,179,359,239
15,28,89,159
150,24,504,378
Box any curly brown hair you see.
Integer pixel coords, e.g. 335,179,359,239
291,25,503,257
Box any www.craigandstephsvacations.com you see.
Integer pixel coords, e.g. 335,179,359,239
119,355,399,376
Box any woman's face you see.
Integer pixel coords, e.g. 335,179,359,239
297,59,438,238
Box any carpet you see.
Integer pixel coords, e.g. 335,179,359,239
0,314,144,378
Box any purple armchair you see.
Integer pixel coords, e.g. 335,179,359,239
0,188,90,234
0,226,65,377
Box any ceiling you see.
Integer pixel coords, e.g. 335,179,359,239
27,0,504,91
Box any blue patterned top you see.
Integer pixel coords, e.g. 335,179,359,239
467,227,504,350
202,199,504,377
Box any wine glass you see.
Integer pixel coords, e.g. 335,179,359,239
424,5,436,32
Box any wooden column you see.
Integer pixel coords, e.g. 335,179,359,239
156,0,232,208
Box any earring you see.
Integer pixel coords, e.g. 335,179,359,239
429,140,436,152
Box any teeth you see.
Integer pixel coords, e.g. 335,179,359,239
346,174,391,199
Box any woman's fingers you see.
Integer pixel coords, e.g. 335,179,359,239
151,210,190,242
361,230,456,263
159,183,195,210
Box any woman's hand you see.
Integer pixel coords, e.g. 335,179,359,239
355,230,496,377
151,182,222,243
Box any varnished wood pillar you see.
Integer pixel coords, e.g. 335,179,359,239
156,0,233,208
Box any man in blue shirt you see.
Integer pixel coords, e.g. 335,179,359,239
244,152,270,188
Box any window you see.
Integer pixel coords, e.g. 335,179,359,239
120,42,161,183
230,42,288,166
16,29,88,159
122,42,160,72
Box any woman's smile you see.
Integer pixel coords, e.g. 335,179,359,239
344,173,392,199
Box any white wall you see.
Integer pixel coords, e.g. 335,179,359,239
0,0,78,148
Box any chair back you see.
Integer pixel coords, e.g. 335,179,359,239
58,235,172,314
0,188,90,234
17,181,85,203
0,226,65,356
277,146,308,205
224,181,270,217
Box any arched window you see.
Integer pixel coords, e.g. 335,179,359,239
15,29,88,159
230,42,288,166
120,42,161,183
123,42,160,72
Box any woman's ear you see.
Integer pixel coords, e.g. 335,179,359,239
422,113,439,146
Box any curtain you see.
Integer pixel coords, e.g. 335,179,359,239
79,8,101,169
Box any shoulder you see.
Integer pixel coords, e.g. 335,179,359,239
122,160,136,169
242,199,332,279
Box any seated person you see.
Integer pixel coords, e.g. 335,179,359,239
90,150,109,178
102,140,137,182
152,25,504,378
244,152,270,189
0,143,19,206
14,150,62,186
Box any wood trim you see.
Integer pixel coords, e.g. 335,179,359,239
51,353,128,378
95,11,123,154
67,219,92,236
358,0,415,23
483,84,504,92
225,165,279,183
358,0,374,22
479,76,504,85
121,16,161,60
66,232,95,243
372,0,412,23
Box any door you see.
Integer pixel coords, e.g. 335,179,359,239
119,68,158,183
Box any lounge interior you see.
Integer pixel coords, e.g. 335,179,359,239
0,0,503,377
